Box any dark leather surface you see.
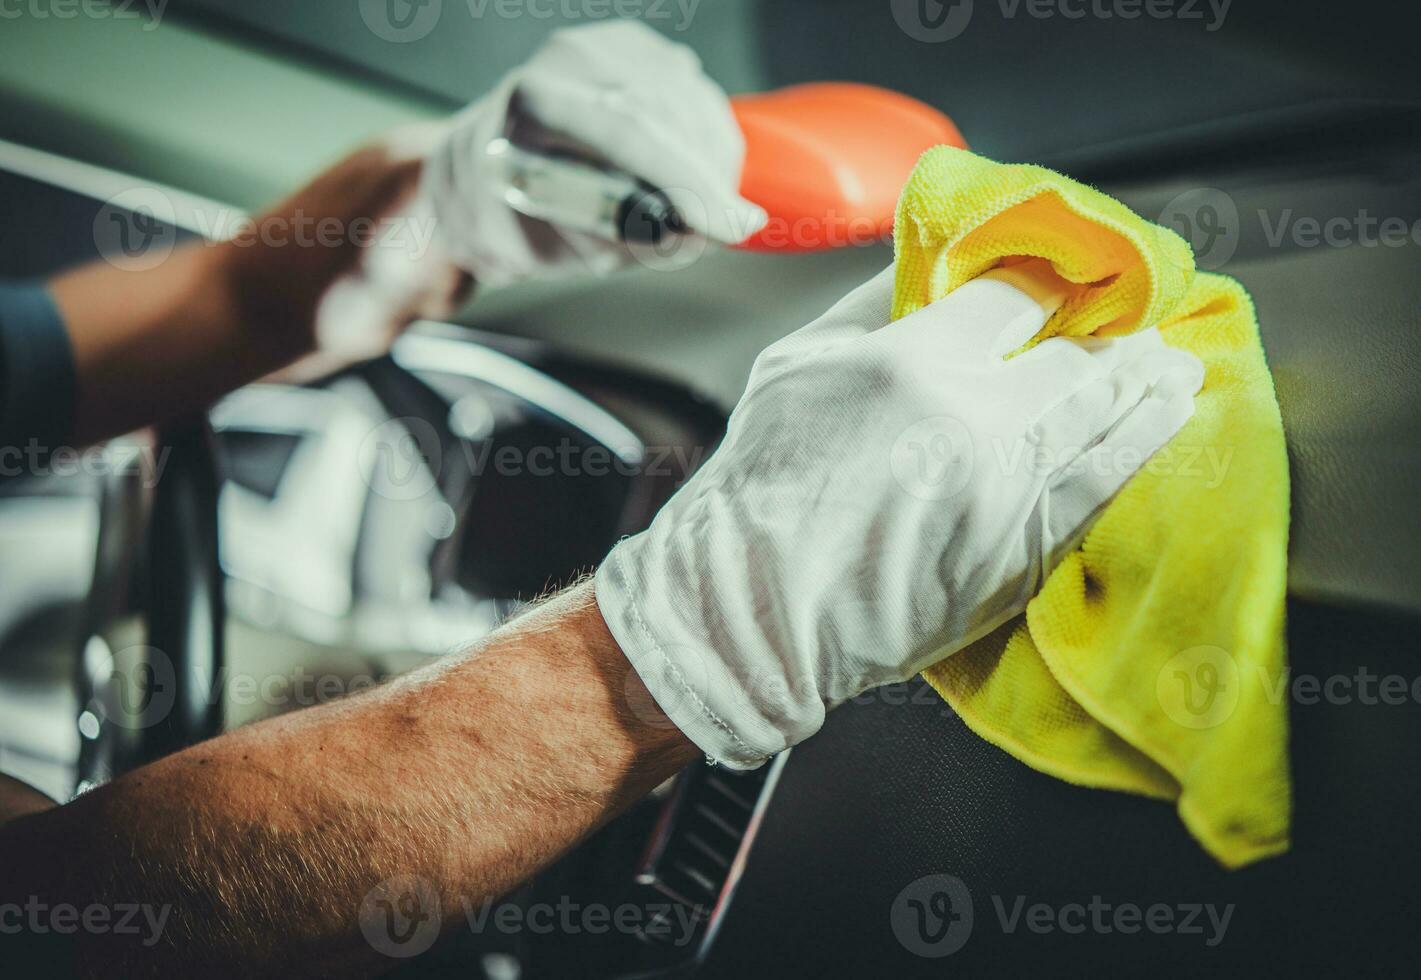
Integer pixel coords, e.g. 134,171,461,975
699,599,1420,977
1111,152,1421,614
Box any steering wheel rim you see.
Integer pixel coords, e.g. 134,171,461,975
76,417,226,786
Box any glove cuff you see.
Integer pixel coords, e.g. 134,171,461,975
595,537,809,770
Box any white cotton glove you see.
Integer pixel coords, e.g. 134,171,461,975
419,20,768,287
293,124,468,373
595,260,1205,768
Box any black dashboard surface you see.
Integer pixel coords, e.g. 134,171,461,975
698,601,1420,978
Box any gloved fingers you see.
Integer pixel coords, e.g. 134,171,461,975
1007,321,1180,409
884,257,1070,361
431,106,492,228
1042,350,1203,548
1007,329,1119,389
1024,374,1127,465
1031,329,1199,446
662,185,769,247
526,22,740,178
1110,339,1206,412
746,265,896,382
1063,324,1171,375
514,71,766,245
681,73,753,179
1106,337,1206,412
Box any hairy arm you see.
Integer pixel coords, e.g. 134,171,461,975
0,582,696,976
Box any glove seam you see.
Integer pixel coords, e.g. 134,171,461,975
609,546,763,766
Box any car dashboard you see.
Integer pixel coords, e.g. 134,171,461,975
2,3,1421,977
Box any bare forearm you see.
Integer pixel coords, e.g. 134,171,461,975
49,241,296,445
49,143,437,446
0,582,695,975
0,775,54,828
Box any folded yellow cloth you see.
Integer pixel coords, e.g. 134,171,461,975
894,147,1290,869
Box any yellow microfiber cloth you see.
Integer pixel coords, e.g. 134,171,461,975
894,147,1290,869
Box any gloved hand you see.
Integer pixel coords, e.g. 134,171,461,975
595,259,1205,768
420,20,768,287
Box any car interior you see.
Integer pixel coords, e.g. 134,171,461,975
2,0,1419,975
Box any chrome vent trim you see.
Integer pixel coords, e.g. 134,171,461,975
617,752,790,976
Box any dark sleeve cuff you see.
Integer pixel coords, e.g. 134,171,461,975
0,282,76,450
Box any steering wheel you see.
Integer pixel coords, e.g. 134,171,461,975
73,348,523,785
76,417,225,786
